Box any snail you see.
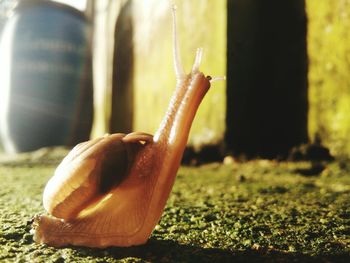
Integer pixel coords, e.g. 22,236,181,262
32,6,224,248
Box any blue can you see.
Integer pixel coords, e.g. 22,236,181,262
0,0,93,153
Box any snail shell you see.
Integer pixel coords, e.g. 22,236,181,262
43,132,153,221
34,132,159,247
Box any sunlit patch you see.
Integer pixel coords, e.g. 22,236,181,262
50,0,87,11
0,16,17,153
77,193,114,219
139,140,146,145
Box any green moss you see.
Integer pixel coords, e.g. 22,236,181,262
0,150,349,262
307,0,350,156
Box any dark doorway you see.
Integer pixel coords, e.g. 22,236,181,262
225,0,308,158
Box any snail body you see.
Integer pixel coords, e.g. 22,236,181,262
32,6,219,248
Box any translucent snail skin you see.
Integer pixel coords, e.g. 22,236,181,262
32,6,223,248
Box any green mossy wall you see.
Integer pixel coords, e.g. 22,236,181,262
307,0,350,157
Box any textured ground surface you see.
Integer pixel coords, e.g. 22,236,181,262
0,148,349,262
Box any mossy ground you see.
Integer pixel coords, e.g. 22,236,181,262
0,148,349,262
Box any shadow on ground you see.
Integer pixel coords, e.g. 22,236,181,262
71,238,350,263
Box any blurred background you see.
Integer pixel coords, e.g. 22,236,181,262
0,0,349,161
